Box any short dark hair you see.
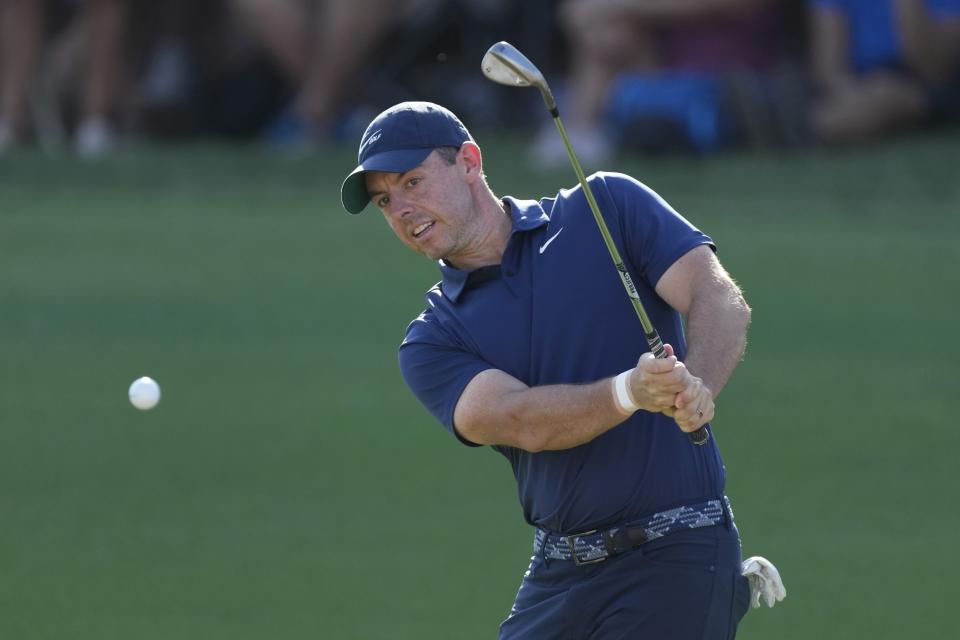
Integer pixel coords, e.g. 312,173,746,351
433,144,491,187
434,146,459,165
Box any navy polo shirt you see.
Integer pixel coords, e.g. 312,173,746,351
399,172,726,534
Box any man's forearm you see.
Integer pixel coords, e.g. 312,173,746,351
488,377,630,452
455,355,686,451
682,284,751,399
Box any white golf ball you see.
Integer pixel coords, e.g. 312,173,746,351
129,376,161,411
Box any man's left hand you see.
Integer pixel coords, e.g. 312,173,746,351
671,372,714,433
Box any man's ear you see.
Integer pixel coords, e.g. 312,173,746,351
459,142,483,180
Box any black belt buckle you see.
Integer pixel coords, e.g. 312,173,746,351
564,530,606,566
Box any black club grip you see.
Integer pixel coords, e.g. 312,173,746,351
689,425,710,445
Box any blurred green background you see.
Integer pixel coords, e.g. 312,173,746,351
2,130,958,639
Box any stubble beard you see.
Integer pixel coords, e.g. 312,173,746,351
431,221,470,266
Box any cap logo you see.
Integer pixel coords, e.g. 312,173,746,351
360,129,382,155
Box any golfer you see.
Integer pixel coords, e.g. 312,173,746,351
342,101,753,639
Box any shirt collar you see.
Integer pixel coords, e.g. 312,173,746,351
439,197,549,302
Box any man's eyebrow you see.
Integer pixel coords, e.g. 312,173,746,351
367,166,419,199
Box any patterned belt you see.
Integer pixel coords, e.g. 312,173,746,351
534,497,731,566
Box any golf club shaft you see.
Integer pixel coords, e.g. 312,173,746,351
551,115,709,446
552,117,662,352
480,40,708,446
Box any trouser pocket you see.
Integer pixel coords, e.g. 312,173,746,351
729,572,752,638
699,567,752,640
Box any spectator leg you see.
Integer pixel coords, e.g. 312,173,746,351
1,0,43,139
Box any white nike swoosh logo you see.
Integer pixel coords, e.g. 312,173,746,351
539,227,564,254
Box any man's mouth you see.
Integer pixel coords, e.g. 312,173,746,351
412,221,435,238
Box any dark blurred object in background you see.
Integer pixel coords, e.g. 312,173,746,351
809,0,960,144
131,0,290,141
347,0,559,136
222,0,551,148
225,0,410,149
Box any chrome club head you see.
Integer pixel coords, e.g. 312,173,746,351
481,41,557,113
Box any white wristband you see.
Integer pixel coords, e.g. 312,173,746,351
613,369,640,415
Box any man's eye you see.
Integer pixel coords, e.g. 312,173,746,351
377,196,389,207
407,177,421,187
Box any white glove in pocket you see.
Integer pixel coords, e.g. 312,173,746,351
741,556,786,609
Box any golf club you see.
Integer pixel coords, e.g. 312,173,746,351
481,41,709,446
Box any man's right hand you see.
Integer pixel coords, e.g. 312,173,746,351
627,345,689,414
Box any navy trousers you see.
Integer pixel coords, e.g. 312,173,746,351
499,523,751,640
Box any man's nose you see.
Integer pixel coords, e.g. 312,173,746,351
385,195,413,219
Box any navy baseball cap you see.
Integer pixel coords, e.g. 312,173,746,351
340,101,473,214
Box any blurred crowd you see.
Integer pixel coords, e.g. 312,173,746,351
1,0,958,160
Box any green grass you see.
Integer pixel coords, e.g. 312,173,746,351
1,129,958,638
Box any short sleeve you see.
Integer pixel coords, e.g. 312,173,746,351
399,313,493,446
597,173,714,287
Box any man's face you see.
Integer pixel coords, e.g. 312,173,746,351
365,150,474,262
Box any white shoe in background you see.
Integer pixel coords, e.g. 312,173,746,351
530,121,613,172
75,117,116,158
